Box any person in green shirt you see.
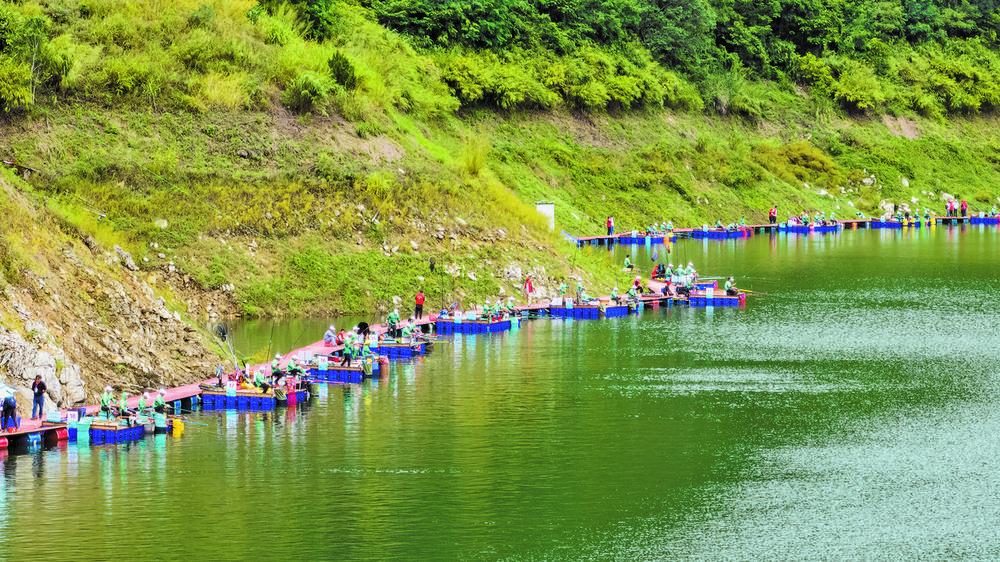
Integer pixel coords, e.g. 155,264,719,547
626,286,638,302
340,332,356,367
100,386,114,417
724,276,739,296
611,287,621,304
401,319,413,340
665,221,674,231
624,256,634,271
386,309,400,338
153,390,166,413
506,298,516,316
715,220,723,229
739,215,746,227
575,280,584,303
253,368,270,393
115,392,129,418
829,212,837,223
558,281,567,296
137,392,148,413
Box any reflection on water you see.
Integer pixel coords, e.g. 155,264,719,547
1,225,999,560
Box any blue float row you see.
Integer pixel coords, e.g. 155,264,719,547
551,307,600,320
870,220,923,229
436,320,514,335
616,235,677,244
688,296,742,307
604,305,631,318
690,230,749,239
90,425,145,444
308,368,364,383
781,224,842,233
201,394,277,410
374,343,426,359
970,216,999,225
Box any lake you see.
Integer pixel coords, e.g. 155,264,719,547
2,224,999,560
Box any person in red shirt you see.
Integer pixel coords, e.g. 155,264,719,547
414,289,425,319
769,204,777,225
960,199,968,217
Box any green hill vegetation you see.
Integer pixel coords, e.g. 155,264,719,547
2,0,999,316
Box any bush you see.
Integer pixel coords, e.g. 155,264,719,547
328,50,357,90
281,70,333,112
833,61,885,112
0,56,31,110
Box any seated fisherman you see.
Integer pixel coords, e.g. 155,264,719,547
154,389,167,414
100,385,115,417
323,325,336,346
724,276,739,296
254,367,271,393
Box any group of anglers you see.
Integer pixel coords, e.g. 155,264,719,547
99,386,168,420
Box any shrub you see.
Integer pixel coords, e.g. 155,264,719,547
187,3,216,29
281,70,332,112
328,50,357,90
833,61,885,112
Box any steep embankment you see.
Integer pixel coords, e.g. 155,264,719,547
0,173,216,417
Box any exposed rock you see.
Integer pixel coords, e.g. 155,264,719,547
115,245,138,271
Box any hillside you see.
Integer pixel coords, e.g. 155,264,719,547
1,0,999,325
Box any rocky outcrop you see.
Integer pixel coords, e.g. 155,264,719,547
0,236,218,418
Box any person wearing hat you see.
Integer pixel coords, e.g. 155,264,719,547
323,324,336,346
137,392,150,413
575,280,584,303
725,276,739,296
31,374,47,420
153,389,166,414
100,386,115,416
611,287,621,304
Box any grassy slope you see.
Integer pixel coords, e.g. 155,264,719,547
3,1,1000,317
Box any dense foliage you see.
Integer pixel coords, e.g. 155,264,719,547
1,0,999,118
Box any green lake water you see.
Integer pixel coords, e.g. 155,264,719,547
2,224,1000,560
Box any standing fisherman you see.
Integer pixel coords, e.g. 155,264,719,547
523,275,534,304
386,309,400,338
414,289,425,319
31,375,46,420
